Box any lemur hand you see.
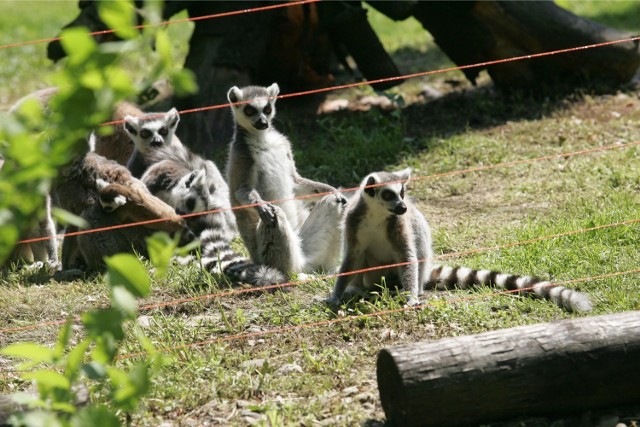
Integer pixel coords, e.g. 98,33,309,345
256,202,278,225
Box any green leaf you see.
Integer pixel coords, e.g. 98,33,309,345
98,0,138,40
80,69,104,90
51,401,77,414
104,66,133,94
91,335,118,364
60,27,97,66
82,309,125,341
111,285,137,317
105,254,150,298
170,69,198,97
71,406,120,427
146,232,176,279
12,98,44,127
8,391,42,407
1,342,55,364
53,318,73,360
109,364,150,411
155,30,172,66
23,370,71,392
82,360,107,380
11,411,64,427
65,339,92,381
52,207,89,229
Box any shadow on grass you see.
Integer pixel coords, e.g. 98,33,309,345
278,66,632,188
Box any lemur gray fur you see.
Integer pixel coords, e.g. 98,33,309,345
141,143,286,287
123,107,183,177
4,88,179,270
54,149,188,273
226,83,347,275
329,169,593,312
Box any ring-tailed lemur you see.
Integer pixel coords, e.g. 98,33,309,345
226,83,347,275
328,168,593,312
123,107,183,177
55,150,188,273
141,143,286,287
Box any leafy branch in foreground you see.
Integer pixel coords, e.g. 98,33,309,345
0,0,195,265
1,232,185,426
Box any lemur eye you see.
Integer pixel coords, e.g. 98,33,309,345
244,105,257,116
381,190,396,201
140,129,152,139
400,187,405,199
263,104,272,115
158,127,168,136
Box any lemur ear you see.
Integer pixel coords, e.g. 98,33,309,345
167,108,180,128
267,83,280,98
227,86,241,104
364,175,377,197
395,167,412,182
123,115,139,135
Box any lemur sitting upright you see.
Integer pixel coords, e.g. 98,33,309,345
329,168,593,312
123,107,183,177
226,83,347,275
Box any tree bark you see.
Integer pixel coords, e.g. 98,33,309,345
413,1,640,89
377,310,640,427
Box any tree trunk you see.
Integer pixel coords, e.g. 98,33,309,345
413,1,640,89
377,310,640,427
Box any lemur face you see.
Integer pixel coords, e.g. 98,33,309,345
170,169,219,215
124,108,179,153
363,168,412,215
227,83,279,132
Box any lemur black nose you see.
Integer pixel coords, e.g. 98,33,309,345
254,118,268,130
393,203,407,215
151,138,163,147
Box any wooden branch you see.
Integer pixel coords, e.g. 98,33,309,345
377,310,640,427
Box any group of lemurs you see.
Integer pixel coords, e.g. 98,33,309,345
4,83,592,312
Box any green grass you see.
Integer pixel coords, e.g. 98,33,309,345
2,2,640,426
558,0,640,31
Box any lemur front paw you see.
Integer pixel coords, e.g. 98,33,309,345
257,203,278,225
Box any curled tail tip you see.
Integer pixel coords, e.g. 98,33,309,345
568,293,593,313
248,265,288,289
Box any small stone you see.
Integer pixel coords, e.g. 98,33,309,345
380,328,396,340
276,363,303,375
137,315,152,328
240,359,266,370
342,386,359,396
420,85,444,100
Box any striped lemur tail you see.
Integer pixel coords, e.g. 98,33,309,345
187,214,287,288
427,264,592,312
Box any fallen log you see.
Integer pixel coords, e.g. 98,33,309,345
377,310,640,427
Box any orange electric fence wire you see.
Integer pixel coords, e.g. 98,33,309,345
16,139,640,246
3,218,638,335
0,0,319,51
116,268,640,361
0,268,638,383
